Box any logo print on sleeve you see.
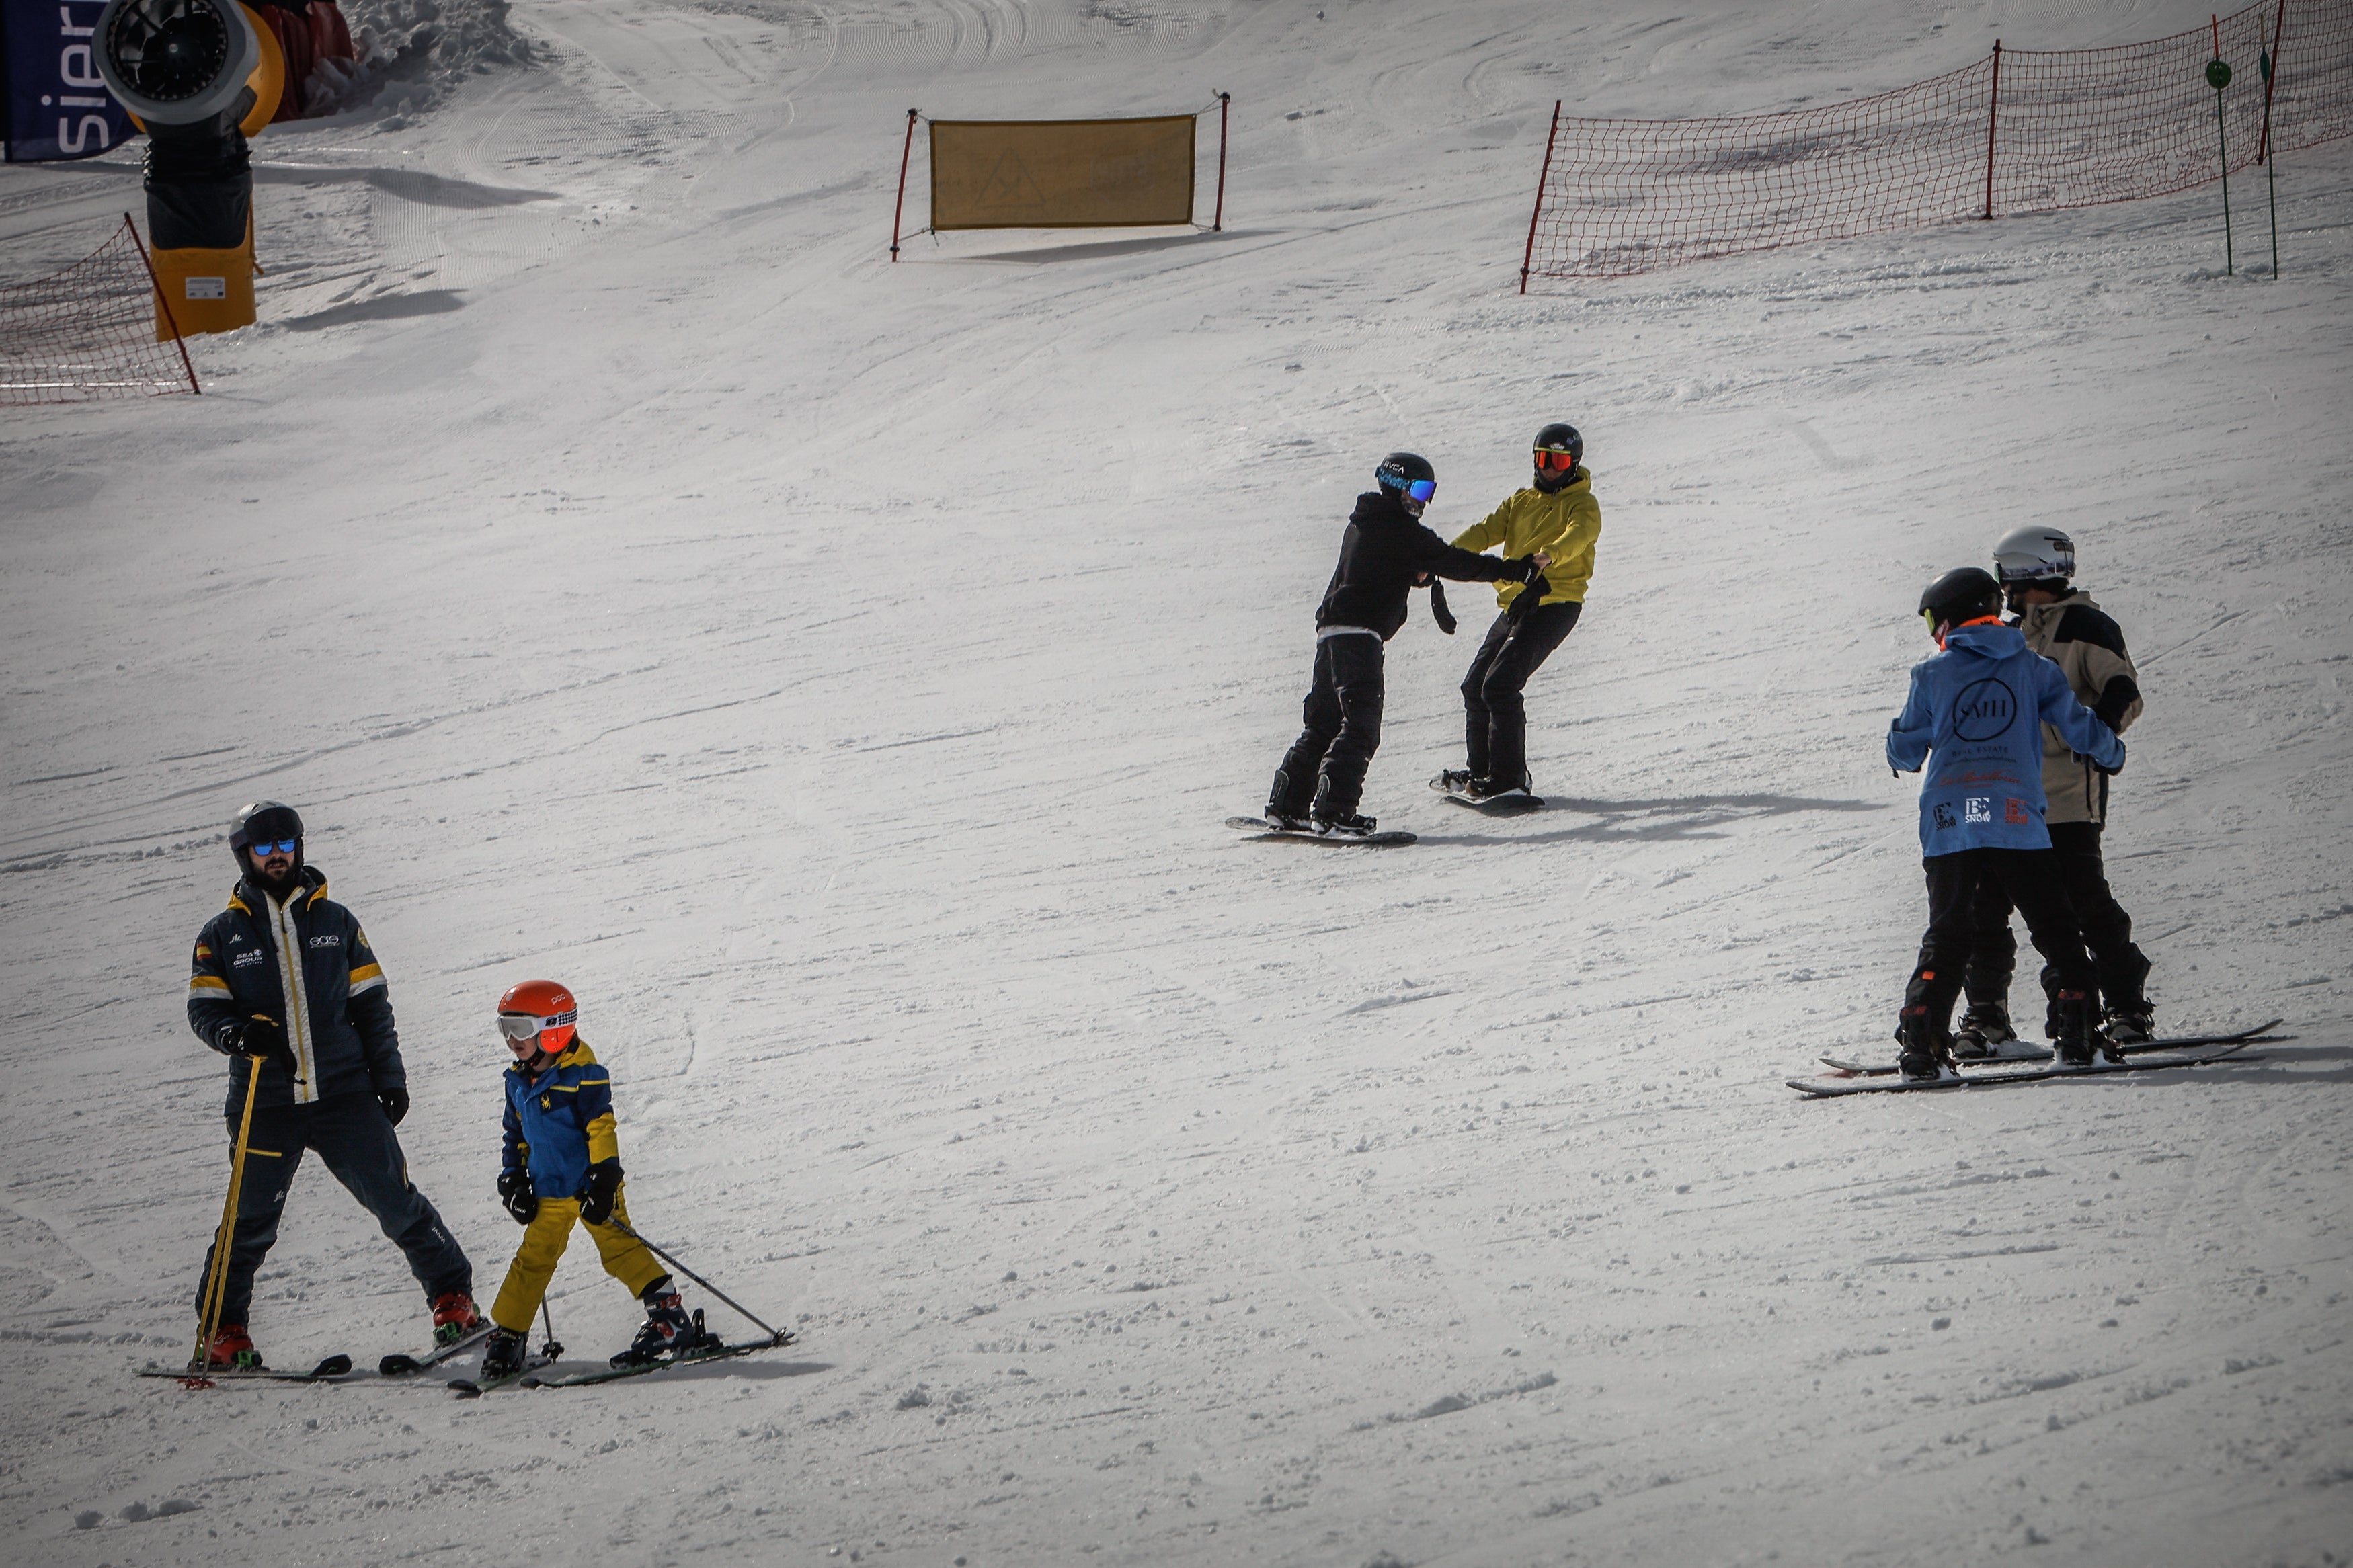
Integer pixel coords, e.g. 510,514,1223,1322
1952,678,2018,742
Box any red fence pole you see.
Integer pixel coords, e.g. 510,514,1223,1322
889,109,918,261
1982,42,2002,220
2258,0,2287,163
1213,91,1230,231
124,212,200,395
1519,99,1562,295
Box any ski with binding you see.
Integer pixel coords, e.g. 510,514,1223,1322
381,1323,494,1376
138,1352,354,1385
1816,1018,2285,1077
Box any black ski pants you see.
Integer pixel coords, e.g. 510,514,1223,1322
1462,599,1581,786
1962,821,2149,1023
1272,632,1385,818
1907,849,2096,1031
196,1091,472,1326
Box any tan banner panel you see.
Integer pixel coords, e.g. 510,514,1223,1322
930,116,1195,230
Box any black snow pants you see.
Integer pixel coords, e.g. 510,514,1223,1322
1962,821,2149,1028
1907,849,2096,1032
1462,599,1581,786
196,1091,472,1325
1271,632,1386,818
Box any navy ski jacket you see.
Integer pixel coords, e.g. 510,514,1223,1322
1886,621,2124,856
187,866,403,1116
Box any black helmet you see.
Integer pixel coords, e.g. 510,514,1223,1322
229,800,304,877
1917,567,2002,635
1533,422,1583,463
1374,451,1436,516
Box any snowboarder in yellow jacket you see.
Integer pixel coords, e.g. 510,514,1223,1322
1433,423,1603,804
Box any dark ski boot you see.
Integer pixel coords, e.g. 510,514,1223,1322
1953,1002,2016,1060
2052,990,2098,1067
1431,768,1474,795
1263,805,1312,831
611,1290,697,1368
1312,810,1380,838
479,1327,528,1379
1465,774,1533,804
2102,999,2155,1046
1265,770,1314,832
1895,1005,1955,1082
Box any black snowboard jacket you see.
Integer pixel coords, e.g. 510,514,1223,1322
188,865,404,1116
1314,490,1523,641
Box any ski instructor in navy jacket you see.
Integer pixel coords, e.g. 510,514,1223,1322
1884,569,2125,1081
184,801,478,1369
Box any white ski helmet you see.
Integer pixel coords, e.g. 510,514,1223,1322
1991,525,2075,587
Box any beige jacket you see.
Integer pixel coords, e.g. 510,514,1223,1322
2016,591,2143,825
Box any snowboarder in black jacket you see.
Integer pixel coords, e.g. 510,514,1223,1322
1267,452,1543,836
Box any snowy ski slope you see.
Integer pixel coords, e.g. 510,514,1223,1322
3,1,2350,1564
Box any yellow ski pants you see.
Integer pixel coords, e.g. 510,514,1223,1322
489,1194,664,1333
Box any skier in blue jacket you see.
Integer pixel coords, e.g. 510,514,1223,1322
1886,567,2126,1079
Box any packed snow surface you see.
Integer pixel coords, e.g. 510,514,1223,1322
4,1,2351,1564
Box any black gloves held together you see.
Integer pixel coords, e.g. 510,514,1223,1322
497,1168,539,1226
1503,554,1544,584
216,1016,294,1071
578,1159,623,1227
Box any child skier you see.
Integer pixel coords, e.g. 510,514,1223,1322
1954,524,2153,1053
1433,422,1603,803
1886,567,2125,1080
480,979,713,1376
1267,451,1543,836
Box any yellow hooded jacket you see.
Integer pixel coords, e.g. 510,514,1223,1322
1451,468,1601,609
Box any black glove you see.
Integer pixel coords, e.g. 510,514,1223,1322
218,1016,294,1071
1502,554,1544,584
497,1168,539,1226
1429,580,1456,635
376,1085,409,1127
577,1159,623,1227
2074,735,2125,777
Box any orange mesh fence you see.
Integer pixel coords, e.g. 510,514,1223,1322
1525,0,2353,283
1,217,198,404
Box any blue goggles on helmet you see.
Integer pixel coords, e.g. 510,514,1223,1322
1381,476,1436,505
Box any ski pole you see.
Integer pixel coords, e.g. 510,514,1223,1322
608,1220,788,1344
539,1298,565,1361
188,1054,267,1385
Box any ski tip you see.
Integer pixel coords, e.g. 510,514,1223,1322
379,1354,422,1376
313,1354,355,1379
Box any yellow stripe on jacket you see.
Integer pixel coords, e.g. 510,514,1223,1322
1451,470,1601,609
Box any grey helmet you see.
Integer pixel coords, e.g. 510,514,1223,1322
1991,525,2075,588
228,800,304,877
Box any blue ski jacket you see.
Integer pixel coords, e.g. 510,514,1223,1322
501,1040,621,1200
1886,621,2124,856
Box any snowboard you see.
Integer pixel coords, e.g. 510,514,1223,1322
139,1353,354,1385
1788,1038,2262,1098
1427,774,1544,813
1225,816,1416,848
1815,1018,2284,1077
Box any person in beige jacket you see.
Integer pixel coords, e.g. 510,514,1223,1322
1431,423,1603,804
1957,526,2154,1053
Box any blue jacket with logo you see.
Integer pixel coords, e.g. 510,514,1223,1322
502,1040,621,1200
187,866,401,1115
1886,622,2125,856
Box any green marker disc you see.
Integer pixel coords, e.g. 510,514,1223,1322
2207,58,2233,89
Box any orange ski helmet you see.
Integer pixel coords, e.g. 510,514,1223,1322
497,979,577,1057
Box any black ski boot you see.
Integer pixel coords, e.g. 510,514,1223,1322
1895,1005,1954,1082
1265,769,1312,831
2052,990,2098,1067
1431,769,1473,795
611,1289,696,1368
1465,774,1534,804
1312,810,1380,838
479,1327,527,1379
2102,999,2155,1046
1953,1002,2016,1060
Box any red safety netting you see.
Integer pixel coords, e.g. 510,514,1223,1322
0,217,199,405
1524,0,2353,284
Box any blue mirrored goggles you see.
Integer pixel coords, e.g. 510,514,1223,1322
1388,478,1435,504
249,838,299,856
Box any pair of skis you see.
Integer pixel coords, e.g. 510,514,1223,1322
1788,1018,2286,1098
451,1313,795,1397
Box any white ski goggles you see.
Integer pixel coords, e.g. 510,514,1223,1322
498,1009,576,1042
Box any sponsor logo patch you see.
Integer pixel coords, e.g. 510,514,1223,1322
308,934,341,948
1931,803,1957,831
1964,796,1993,824
1954,678,2019,742
233,948,266,967
2005,798,2030,824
